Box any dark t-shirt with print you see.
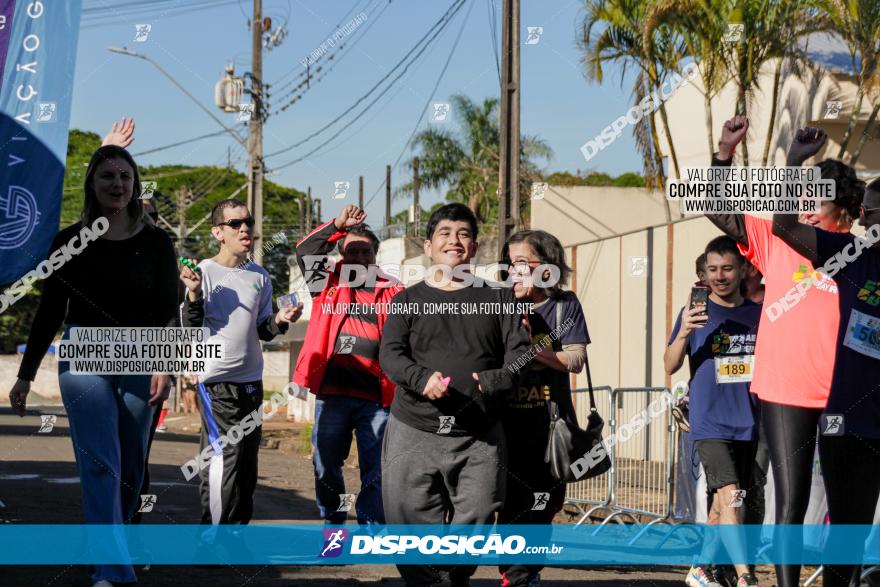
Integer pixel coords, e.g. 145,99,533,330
816,230,880,439
503,291,590,461
669,299,761,441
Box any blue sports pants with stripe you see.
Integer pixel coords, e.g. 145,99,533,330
197,380,264,524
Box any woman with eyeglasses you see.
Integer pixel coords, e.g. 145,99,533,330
498,229,590,587
773,131,880,587
8,144,178,586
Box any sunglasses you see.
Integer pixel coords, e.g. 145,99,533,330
861,206,880,215
216,216,255,229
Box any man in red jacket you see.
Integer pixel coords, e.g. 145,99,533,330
293,204,402,524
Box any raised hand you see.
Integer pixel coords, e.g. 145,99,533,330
334,205,367,231
718,115,749,160
787,127,827,166
102,116,136,148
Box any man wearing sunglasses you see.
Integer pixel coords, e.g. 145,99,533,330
179,198,302,525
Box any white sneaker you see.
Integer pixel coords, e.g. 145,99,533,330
686,566,722,587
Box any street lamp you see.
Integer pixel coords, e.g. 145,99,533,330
107,47,247,148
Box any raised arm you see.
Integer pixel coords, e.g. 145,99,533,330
771,127,828,264
705,115,750,245
295,205,366,298
102,116,135,148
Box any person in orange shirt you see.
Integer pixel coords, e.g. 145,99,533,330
772,130,880,586
705,115,864,587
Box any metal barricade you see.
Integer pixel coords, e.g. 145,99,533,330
568,387,677,534
607,387,675,521
564,386,614,524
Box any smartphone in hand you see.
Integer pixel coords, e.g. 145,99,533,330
689,286,709,324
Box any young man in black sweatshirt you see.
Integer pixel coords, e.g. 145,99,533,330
379,203,531,587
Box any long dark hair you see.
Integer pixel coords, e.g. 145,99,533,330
81,145,143,227
502,229,572,297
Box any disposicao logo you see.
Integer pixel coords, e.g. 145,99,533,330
319,528,348,558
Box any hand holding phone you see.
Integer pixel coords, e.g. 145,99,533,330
686,286,709,330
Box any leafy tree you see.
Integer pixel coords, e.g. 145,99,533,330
397,95,552,232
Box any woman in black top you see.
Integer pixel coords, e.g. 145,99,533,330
498,229,591,587
8,145,178,586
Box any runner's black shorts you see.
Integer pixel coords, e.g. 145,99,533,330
695,439,757,493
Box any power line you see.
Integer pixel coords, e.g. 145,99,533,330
269,0,390,111
488,0,501,84
267,0,466,173
365,0,473,209
131,129,228,157
265,0,465,163
81,0,240,28
269,0,375,87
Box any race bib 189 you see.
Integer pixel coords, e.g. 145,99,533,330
714,355,754,384
843,308,880,360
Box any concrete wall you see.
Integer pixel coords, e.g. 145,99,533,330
532,185,723,462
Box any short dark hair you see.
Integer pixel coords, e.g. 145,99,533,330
818,159,865,221
866,177,880,194
695,253,707,276
704,235,744,264
211,198,248,226
503,229,571,297
337,223,380,254
426,203,478,240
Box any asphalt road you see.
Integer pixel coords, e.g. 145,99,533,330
0,404,773,586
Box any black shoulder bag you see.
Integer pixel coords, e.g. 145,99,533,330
544,302,611,482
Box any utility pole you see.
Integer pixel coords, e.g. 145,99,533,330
248,0,265,264
306,186,312,232
298,192,305,237
176,186,191,255
413,157,420,237
385,165,392,228
358,176,364,210
497,0,521,260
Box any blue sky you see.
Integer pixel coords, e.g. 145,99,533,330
73,0,640,222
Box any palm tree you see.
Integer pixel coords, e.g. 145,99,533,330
645,0,735,163
580,0,686,188
826,0,880,161
757,1,827,166
724,0,821,166
397,94,552,229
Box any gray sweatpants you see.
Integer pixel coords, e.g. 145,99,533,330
381,413,506,586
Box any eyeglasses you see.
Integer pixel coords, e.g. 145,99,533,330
511,260,541,269
216,216,255,229
861,206,880,215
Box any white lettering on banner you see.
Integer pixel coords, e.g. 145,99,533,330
9,3,48,127
349,535,541,555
